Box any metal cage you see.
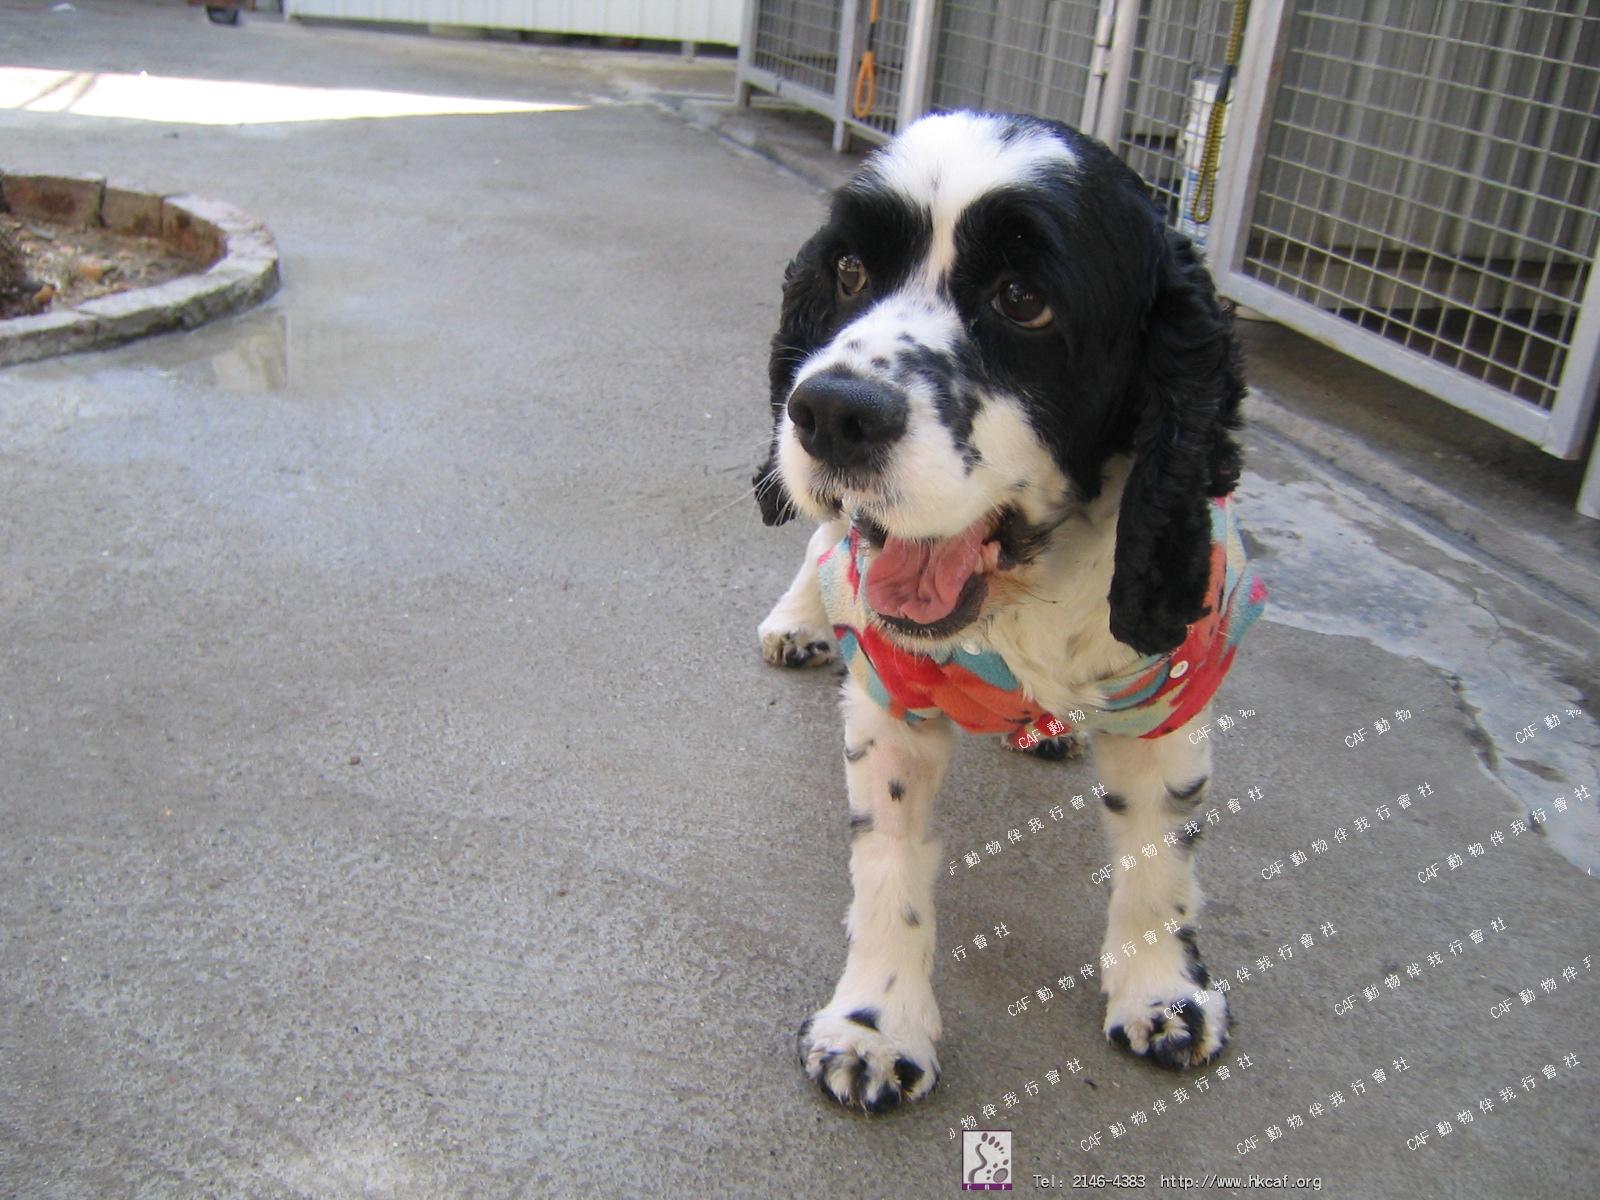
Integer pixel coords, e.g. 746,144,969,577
743,0,846,111
1213,0,1600,464
1109,0,1236,229
929,0,1103,127
737,0,939,149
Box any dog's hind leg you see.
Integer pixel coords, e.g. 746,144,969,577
1090,711,1230,1069
759,519,844,668
798,679,953,1112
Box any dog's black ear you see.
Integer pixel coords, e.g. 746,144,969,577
754,230,836,526
1108,224,1244,655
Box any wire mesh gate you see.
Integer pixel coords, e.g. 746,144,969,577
1212,0,1600,516
736,1,1600,516
930,2,1102,126
737,0,933,149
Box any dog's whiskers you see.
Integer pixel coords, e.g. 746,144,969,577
699,483,763,524
1009,580,1058,605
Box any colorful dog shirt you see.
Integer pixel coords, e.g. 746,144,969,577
817,497,1267,747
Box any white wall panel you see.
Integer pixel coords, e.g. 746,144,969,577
285,1,745,45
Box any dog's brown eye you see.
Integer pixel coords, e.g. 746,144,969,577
836,253,869,297
993,280,1053,328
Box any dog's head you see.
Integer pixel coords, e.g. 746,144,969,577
754,111,1243,656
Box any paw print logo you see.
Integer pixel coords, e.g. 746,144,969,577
961,1129,1013,1190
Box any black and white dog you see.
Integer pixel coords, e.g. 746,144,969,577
754,112,1264,1114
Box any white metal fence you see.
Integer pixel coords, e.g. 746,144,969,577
744,0,843,104
1112,0,1235,230
737,0,1600,518
738,0,936,148
1216,2,1599,450
930,1,1101,127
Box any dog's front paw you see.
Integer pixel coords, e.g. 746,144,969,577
798,999,941,1113
1102,933,1228,1070
759,617,836,668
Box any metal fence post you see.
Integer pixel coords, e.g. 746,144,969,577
1208,0,1288,279
898,0,940,130
1079,0,1121,135
1093,0,1142,146
735,0,763,107
1541,239,1600,458
833,0,864,151
1580,437,1600,520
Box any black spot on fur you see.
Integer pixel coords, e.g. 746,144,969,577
1108,1025,1132,1052
846,1008,880,1031
864,1083,901,1114
893,344,979,462
1175,924,1211,987
848,1056,868,1101
904,908,921,927
889,779,906,801
1102,793,1128,813
893,1057,924,1091
996,119,1043,146
1178,1001,1208,1052
884,973,897,993
992,506,1058,567
1175,903,1187,915
1148,1001,1208,1071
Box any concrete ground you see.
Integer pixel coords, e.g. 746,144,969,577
1,3,1596,1197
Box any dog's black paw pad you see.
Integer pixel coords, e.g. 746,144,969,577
863,1080,902,1114
1009,732,1084,762
893,1056,924,1092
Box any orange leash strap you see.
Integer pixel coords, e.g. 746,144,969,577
853,0,883,120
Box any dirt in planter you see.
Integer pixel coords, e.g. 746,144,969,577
0,214,199,320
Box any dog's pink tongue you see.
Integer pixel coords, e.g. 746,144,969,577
865,518,989,624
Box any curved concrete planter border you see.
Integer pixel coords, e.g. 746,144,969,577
0,172,280,368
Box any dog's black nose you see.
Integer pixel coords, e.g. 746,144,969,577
787,375,907,470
